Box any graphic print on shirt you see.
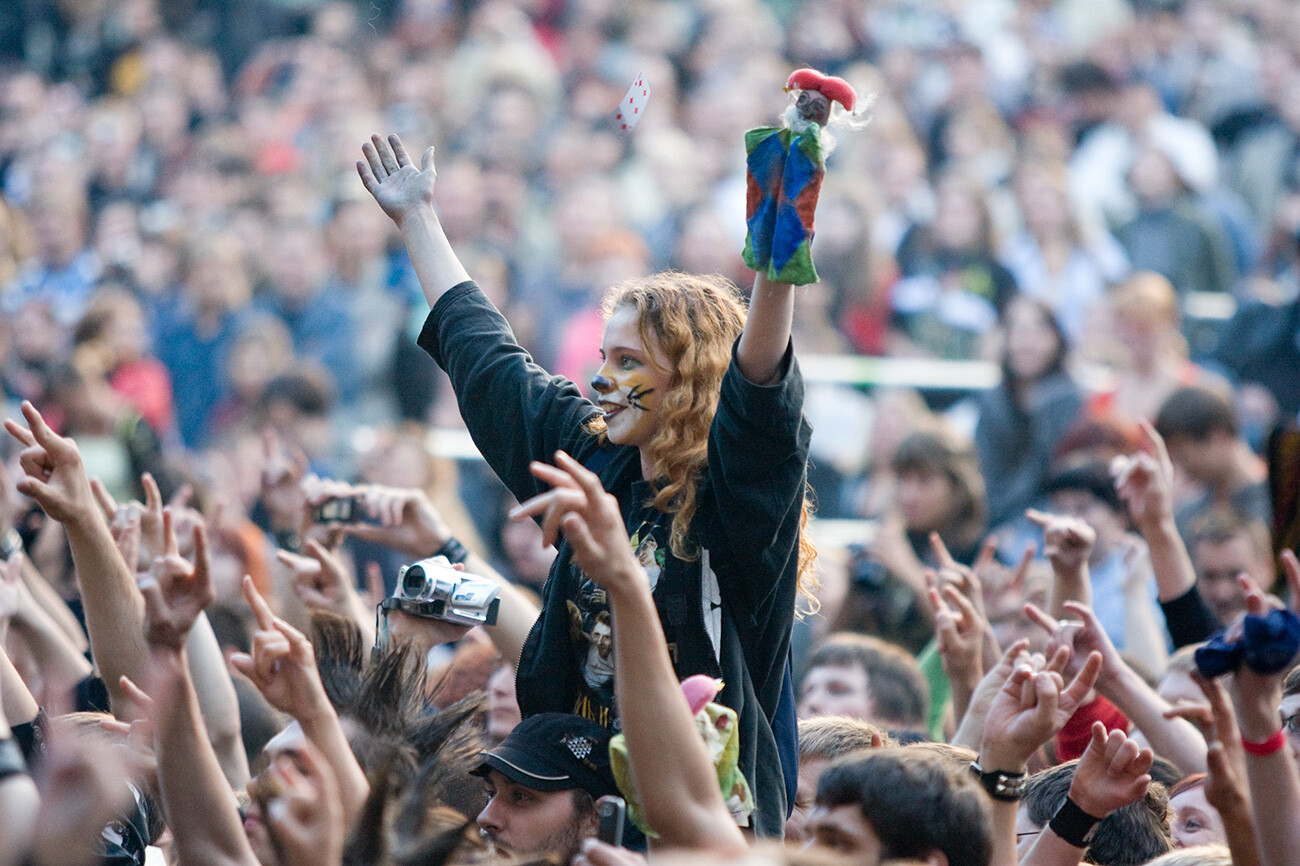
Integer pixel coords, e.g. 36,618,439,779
569,514,669,730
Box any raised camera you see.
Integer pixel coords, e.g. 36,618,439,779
391,557,501,626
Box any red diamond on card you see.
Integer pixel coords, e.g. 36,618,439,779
616,72,651,134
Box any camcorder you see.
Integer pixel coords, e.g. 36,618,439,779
379,556,501,627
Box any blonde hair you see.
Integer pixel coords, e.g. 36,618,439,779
589,271,819,609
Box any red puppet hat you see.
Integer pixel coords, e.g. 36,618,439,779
785,68,856,113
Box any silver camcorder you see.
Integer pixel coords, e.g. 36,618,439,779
387,557,501,626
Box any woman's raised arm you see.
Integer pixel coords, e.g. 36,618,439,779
357,134,470,308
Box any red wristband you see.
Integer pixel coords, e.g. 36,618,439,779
1241,729,1286,756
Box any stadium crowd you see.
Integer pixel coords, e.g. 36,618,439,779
4,0,1300,865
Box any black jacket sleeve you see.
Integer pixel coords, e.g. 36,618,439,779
1160,585,1221,649
417,282,603,505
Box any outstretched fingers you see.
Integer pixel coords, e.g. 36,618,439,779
389,134,412,168
1063,651,1104,706
243,574,277,632
4,418,35,448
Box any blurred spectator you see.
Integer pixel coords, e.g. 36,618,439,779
1091,271,1225,425
892,171,1017,359
5,185,100,326
1154,385,1272,544
255,221,359,405
1187,508,1275,627
975,296,1083,529
1001,158,1128,344
154,233,252,448
72,286,175,436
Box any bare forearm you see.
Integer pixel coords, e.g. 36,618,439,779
398,208,471,309
0,648,38,727
0,776,39,866
736,274,794,385
185,614,249,790
1022,827,1087,866
987,799,1020,866
1099,666,1206,774
20,560,87,653
299,707,369,822
1119,590,1168,677
1244,751,1300,866
1049,565,1091,620
151,648,258,866
1220,801,1262,866
11,610,93,693
65,516,148,717
609,580,744,852
1141,518,1196,602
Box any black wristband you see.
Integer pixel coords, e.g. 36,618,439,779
1049,795,1103,848
433,536,469,565
969,761,1027,801
0,737,28,780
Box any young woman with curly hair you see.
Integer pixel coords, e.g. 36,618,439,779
359,133,818,837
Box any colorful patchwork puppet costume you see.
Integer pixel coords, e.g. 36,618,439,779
743,68,857,285
610,675,754,835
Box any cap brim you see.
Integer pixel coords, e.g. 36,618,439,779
474,748,575,793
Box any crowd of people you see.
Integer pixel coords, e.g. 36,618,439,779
4,0,1300,865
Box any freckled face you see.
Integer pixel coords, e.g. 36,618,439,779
591,305,672,451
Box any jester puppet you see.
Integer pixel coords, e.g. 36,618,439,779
743,68,860,285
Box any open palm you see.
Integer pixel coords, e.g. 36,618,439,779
357,134,437,225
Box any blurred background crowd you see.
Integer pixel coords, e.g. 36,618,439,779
2,0,1300,678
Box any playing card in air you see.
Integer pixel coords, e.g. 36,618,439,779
616,73,650,132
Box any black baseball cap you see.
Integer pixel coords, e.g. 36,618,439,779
474,713,618,798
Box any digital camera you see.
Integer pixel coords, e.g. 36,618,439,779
388,557,501,626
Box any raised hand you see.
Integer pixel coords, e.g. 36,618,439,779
139,510,213,651
1167,672,1252,821
1024,600,1120,683
1226,575,1298,742
1111,420,1176,532
278,540,350,614
511,452,643,595
0,551,33,633
315,483,450,558
263,742,345,866
5,401,97,527
931,581,984,683
260,430,310,534
980,646,1103,772
1069,722,1154,818
1027,508,1096,574
229,576,329,722
357,134,437,226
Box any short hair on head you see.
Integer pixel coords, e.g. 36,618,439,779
1148,756,1184,790
801,632,930,728
1154,387,1237,442
798,715,892,761
903,740,977,772
1168,773,1206,800
1141,845,1232,866
817,749,992,866
1023,761,1172,865
1189,508,1271,560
